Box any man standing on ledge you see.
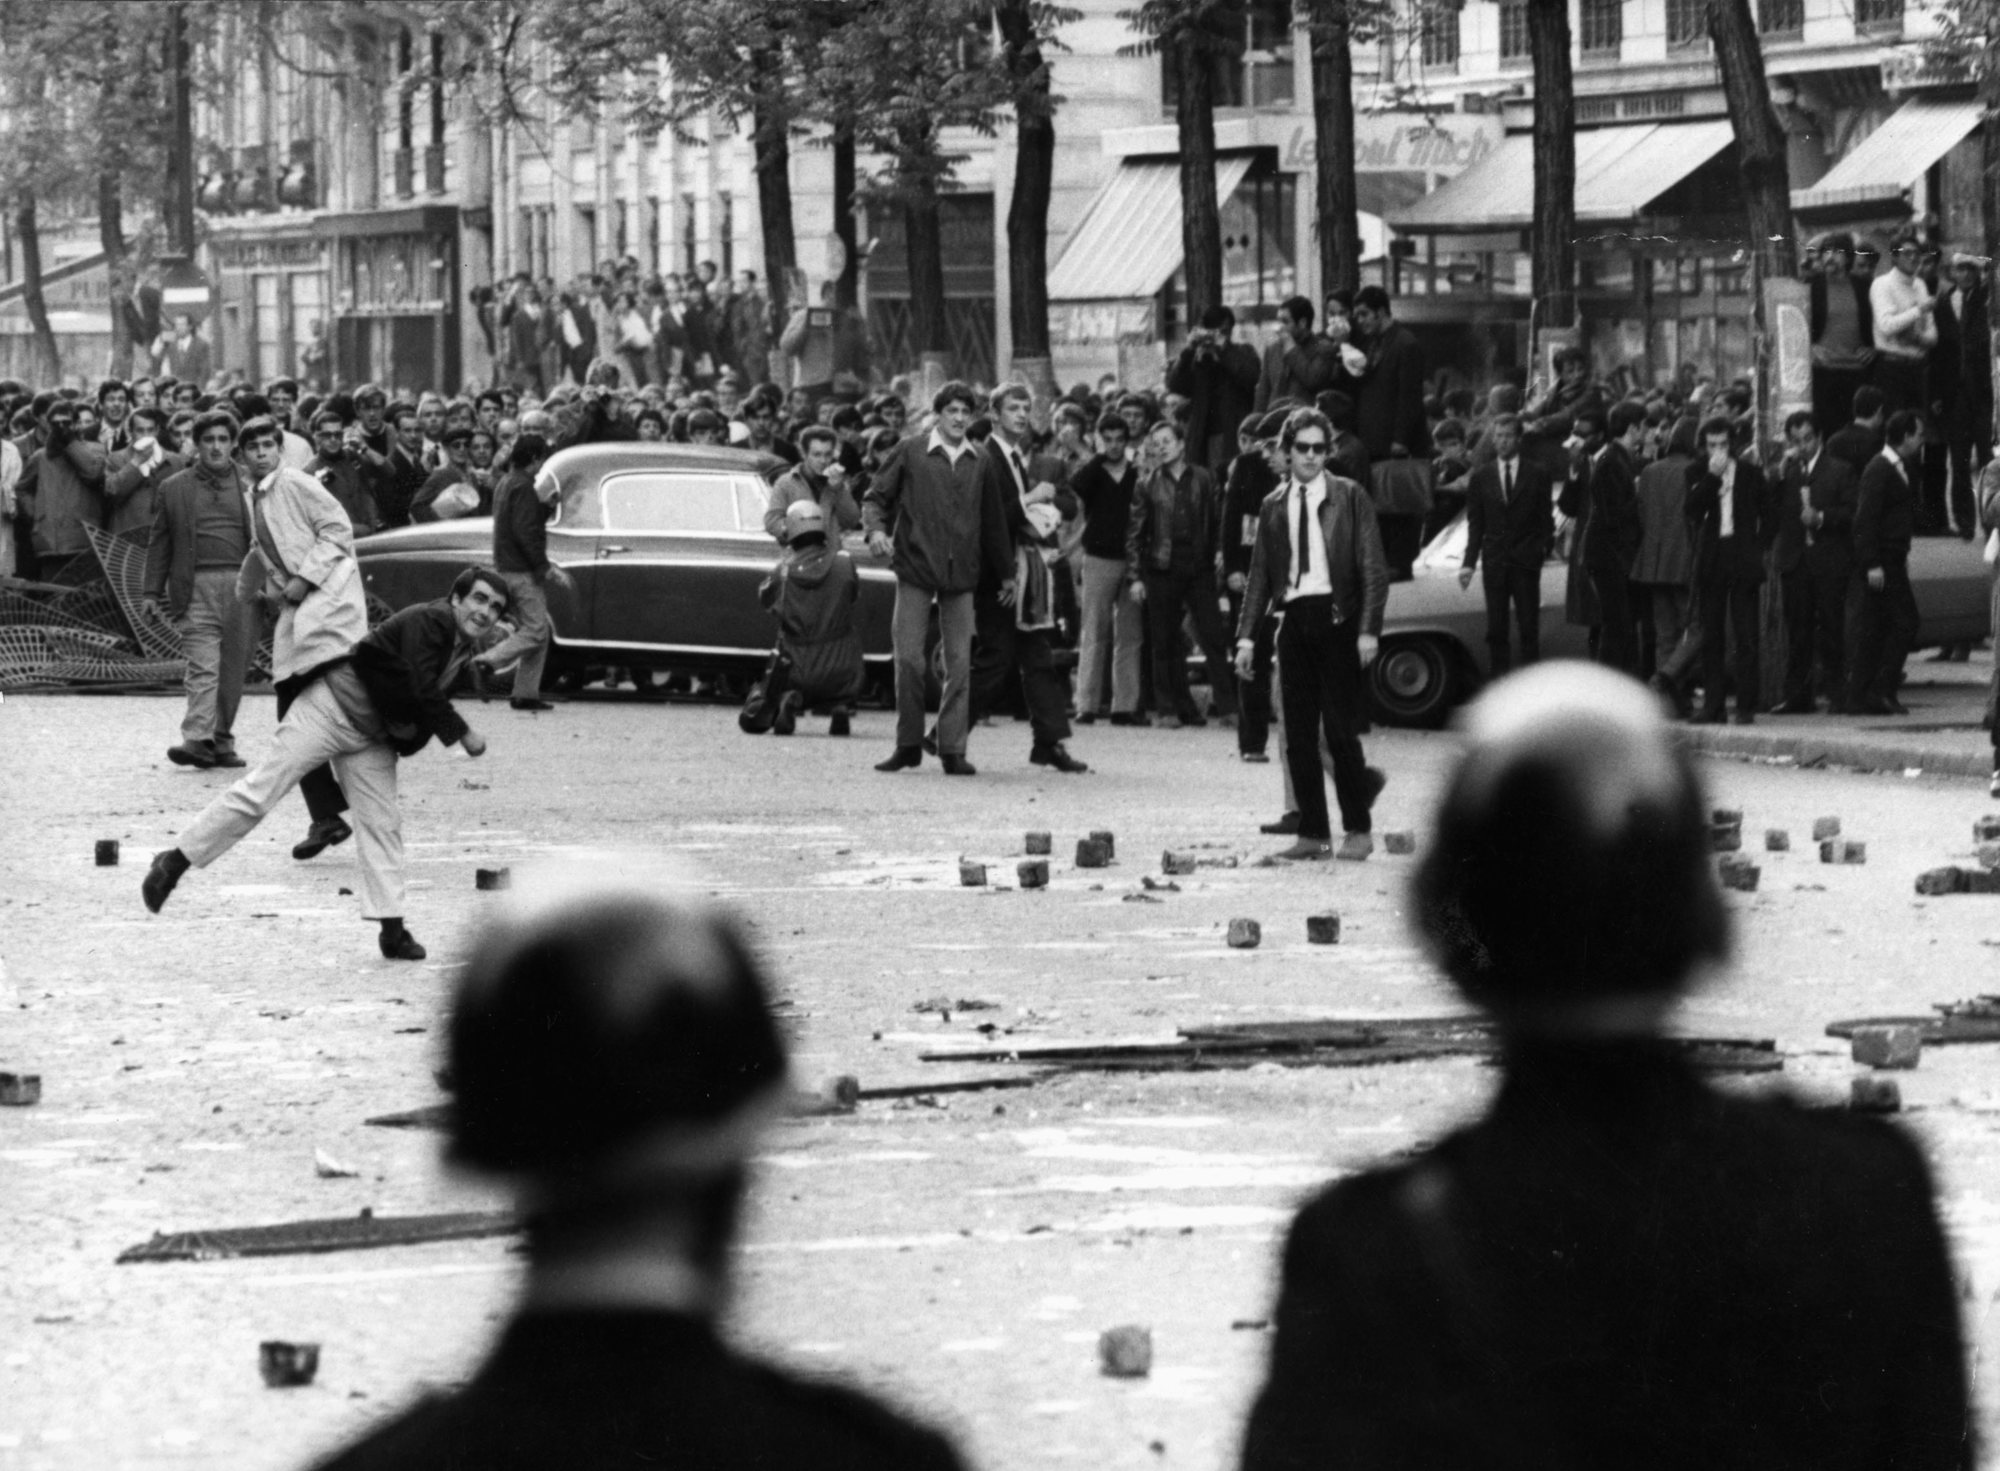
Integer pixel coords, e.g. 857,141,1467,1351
1235,408,1388,861
862,381,1012,776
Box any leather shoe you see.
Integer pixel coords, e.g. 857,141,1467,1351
1852,697,1892,716
1770,696,1816,715
510,697,555,712
874,746,923,773
828,711,851,737
921,726,940,756
1272,838,1332,861
1108,712,1151,727
379,927,428,961
1030,742,1088,773
293,817,353,861
166,741,217,769
1362,766,1387,810
1075,711,1098,725
1336,833,1375,862
211,748,247,769
1240,750,1269,763
142,849,189,913
1260,812,1302,835
772,692,801,737
941,754,977,776
1176,711,1206,728
1882,696,1909,716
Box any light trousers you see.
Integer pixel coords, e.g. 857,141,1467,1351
893,579,975,754
1076,553,1142,715
178,567,254,750
178,672,405,919
482,572,551,699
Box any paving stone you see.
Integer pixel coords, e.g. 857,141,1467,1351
1017,858,1049,889
1916,867,1967,897
1089,829,1116,859
1226,918,1261,949
1076,838,1111,869
1978,843,2000,871
1098,1325,1153,1378
1976,815,2000,842
1812,816,1842,841
0,1072,42,1106
1161,851,1198,876
1712,808,1743,827
1710,824,1742,853
1851,1025,1922,1070
475,867,511,891
258,1341,320,1388
959,862,988,887
1849,1077,1902,1113
94,839,120,866
1819,840,1866,865
1024,831,1052,855
1764,829,1789,853
1305,914,1341,945
1382,832,1416,855
1718,860,1760,893
1962,867,2000,895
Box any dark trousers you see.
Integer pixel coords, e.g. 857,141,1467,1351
1143,567,1238,721
1948,431,1988,537
1377,513,1424,582
1230,594,1275,756
1813,363,1867,435
971,593,1071,747
275,669,350,824
1696,576,1762,718
1845,555,1921,708
1588,566,1635,673
1275,597,1372,842
1874,354,1928,418
1781,564,1848,707
1920,441,1950,535
1480,562,1541,675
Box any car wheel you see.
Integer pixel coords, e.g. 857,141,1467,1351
1369,635,1461,729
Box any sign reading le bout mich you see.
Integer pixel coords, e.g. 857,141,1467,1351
1280,115,1499,175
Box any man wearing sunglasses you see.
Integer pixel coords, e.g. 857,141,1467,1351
142,409,256,769
1234,408,1389,860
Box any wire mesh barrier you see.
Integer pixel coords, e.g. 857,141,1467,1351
0,528,289,692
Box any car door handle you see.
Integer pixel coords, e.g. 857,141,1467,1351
597,545,632,558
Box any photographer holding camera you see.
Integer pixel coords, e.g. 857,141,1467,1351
1166,304,1259,473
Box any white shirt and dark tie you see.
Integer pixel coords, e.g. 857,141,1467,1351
1288,474,1333,602
1499,457,1519,504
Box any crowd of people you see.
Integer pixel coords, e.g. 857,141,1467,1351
5,240,1999,852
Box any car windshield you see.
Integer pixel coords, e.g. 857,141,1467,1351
600,472,764,533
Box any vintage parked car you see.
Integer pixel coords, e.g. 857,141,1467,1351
355,442,900,686
1368,510,1994,728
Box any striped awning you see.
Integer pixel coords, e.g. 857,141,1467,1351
1390,119,1737,233
1047,156,1255,301
1792,98,1982,216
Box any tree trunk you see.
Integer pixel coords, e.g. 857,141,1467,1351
1173,36,1223,325
832,123,858,310
1982,19,2000,449
100,169,132,381
1308,0,1361,297
15,192,62,383
1526,0,1576,333
1708,0,1794,277
904,190,950,363
750,73,797,330
998,0,1054,367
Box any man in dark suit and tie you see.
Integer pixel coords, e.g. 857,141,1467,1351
1456,413,1552,675
1824,384,1887,472
1234,407,1389,862
1561,400,1645,672
1772,410,1859,714
1685,416,1780,725
1847,409,1925,715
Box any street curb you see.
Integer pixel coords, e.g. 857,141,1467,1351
1680,726,1993,780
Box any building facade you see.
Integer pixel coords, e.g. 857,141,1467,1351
0,0,1970,398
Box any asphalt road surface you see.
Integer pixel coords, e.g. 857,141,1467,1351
4,686,1999,1470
